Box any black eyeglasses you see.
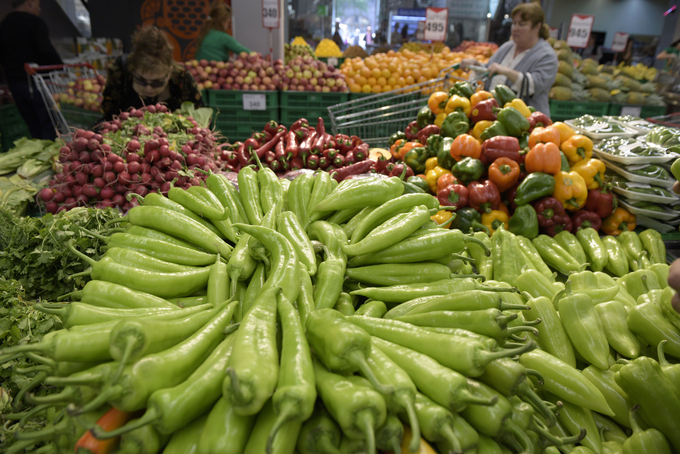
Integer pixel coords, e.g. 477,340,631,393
133,74,168,88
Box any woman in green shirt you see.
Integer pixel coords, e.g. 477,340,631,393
195,2,251,61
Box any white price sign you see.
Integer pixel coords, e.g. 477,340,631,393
566,14,594,48
424,7,448,42
243,94,267,111
611,32,629,53
621,106,642,117
262,0,279,29
326,57,338,67
549,27,559,39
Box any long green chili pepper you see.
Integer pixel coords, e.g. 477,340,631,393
43,362,117,388
67,241,211,299
375,414,404,454
296,264,315,329
311,175,404,213
407,393,465,453
206,172,249,225
242,261,266,317
594,301,641,359
244,398,303,454
327,206,364,225
581,366,634,429
308,221,347,310
161,413,208,454
399,290,529,316
227,233,258,296
355,300,387,318
313,359,387,454
334,293,356,316
117,424,169,454
354,277,512,305
207,254,229,306
33,302,180,328
544,392,601,453
168,186,228,220
232,224,301,305
307,171,334,224
187,186,239,243
122,224,203,250
296,406,344,454
267,293,316,453
345,262,454,286
421,326,499,351
592,413,629,446
102,247,197,273
277,211,317,275
197,396,257,454
69,301,237,414
306,309,393,394
343,206,376,238
521,292,576,368
288,173,315,227
251,151,284,216
26,385,97,407
140,191,223,237
237,166,264,225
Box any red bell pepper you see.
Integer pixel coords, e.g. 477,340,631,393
528,111,552,131
467,180,501,213
534,196,573,236
571,210,602,231
438,184,468,210
405,121,420,140
417,125,440,145
480,136,521,165
389,163,415,179
585,184,618,218
470,98,498,123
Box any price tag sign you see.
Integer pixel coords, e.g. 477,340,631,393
424,7,447,42
621,106,642,117
611,32,629,52
262,0,279,29
549,27,559,39
327,57,338,67
243,94,267,111
566,14,594,48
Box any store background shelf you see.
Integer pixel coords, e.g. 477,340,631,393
0,103,31,152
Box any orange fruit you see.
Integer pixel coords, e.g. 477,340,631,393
411,69,422,80
377,77,387,86
371,68,381,79
372,85,382,93
382,85,393,92
362,84,372,93
367,77,377,86
388,62,398,73
349,83,361,92
360,67,371,78
381,68,391,79
387,76,397,86
397,76,406,86
405,75,415,85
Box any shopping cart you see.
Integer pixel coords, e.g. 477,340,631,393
24,62,104,137
328,63,486,148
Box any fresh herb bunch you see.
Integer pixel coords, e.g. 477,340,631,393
0,206,119,301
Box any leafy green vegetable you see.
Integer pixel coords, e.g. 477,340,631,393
0,138,57,176
0,175,39,217
178,101,213,129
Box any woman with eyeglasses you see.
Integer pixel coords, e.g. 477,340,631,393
101,26,203,120
195,2,250,62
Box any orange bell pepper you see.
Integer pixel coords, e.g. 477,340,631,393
560,134,593,166
431,209,453,228
553,170,588,212
525,142,562,175
436,172,458,192
470,90,494,109
488,157,520,192
450,134,482,161
471,120,493,142
482,210,510,235
602,207,636,236
428,91,449,115
445,95,472,117
426,166,452,193
390,140,421,160
571,158,606,190
528,125,561,148
434,112,447,128
552,122,576,143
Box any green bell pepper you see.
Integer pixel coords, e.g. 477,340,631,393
437,137,456,171
450,81,475,99
440,111,470,139
452,157,485,185
497,106,531,137
406,176,430,193
451,207,490,234
426,134,443,158
404,147,429,174
480,121,508,142
389,131,406,147
493,84,517,106
560,151,571,171
417,106,435,129
514,172,555,206
508,205,538,239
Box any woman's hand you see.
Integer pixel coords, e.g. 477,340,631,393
461,58,479,69
667,260,680,313
488,63,508,76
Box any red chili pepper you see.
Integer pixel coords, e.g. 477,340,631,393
280,159,290,172
264,150,276,164
417,125,440,145
528,111,552,131
470,98,498,123
332,159,375,181
354,143,369,161
571,210,602,231
252,129,287,165
374,154,389,173
236,142,250,167
299,131,317,165
534,196,573,236
333,154,346,168
251,132,266,143
307,154,319,169
269,159,281,172
318,156,330,169
290,118,309,131
325,135,336,150
389,163,414,179
295,127,309,141
438,183,469,210
585,184,618,218
480,136,521,165
285,130,299,159
467,180,501,213
322,148,338,161
275,138,286,161
350,135,362,148
264,120,279,135
290,157,304,170
244,137,260,153
345,150,355,165
405,121,420,140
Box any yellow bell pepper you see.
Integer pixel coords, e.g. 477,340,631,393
471,120,493,142
426,166,452,193
503,99,532,118
571,158,606,190
560,134,593,166
434,112,447,128
552,122,576,144
602,208,636,236
425,157,439,173
445,95,471,117
553,171,588,212
482,210,509,235
428,91,449,115
431,209,453,228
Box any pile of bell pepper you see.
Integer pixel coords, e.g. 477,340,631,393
390,83,636,237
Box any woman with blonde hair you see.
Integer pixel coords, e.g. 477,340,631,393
195,2,251,61
101,25,203,119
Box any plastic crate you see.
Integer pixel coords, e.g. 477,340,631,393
0,104,31,152
549,100,610,121
212,116,259,143
208,90,280,127
280,91,349,128
318,57,346,67
60,104,102,129
641,105,667,118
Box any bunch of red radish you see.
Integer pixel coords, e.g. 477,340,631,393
39,104,230,214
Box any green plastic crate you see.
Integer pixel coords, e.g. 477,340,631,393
0,104,31,152
212,116,259,143
280,91,348,110
641,105,667,119
208,90,280,128
60,104,102,130
549,100,610,121
318,57,346,67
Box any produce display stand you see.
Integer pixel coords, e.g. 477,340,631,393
0,103,31,152
24,62,103,136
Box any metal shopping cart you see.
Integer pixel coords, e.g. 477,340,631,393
328,63,488,148
24,62,105,137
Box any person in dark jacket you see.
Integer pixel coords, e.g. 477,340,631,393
0,0,62,140
101,26,203,120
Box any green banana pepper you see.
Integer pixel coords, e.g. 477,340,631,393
493,84,517,105
480,121,508,142
554,231,588,265
618,269,661,301
532,235,582,276
617,231,652,271
496,107,530,137
404,147,429,174
514,172,555,206
594,301,641,359
417,106,435,129
426,134,443,158
639,229,666,265
437,137,456,170
569,269,618,304
623,406,672,454
406,176,430,193
451,157,485,185
440,111,470,139
451,207,490,234
602,236,629,278
508,205,538,239
627,301,680,358
576,228,608,272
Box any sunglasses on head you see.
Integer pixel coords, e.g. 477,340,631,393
133,74,168,88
